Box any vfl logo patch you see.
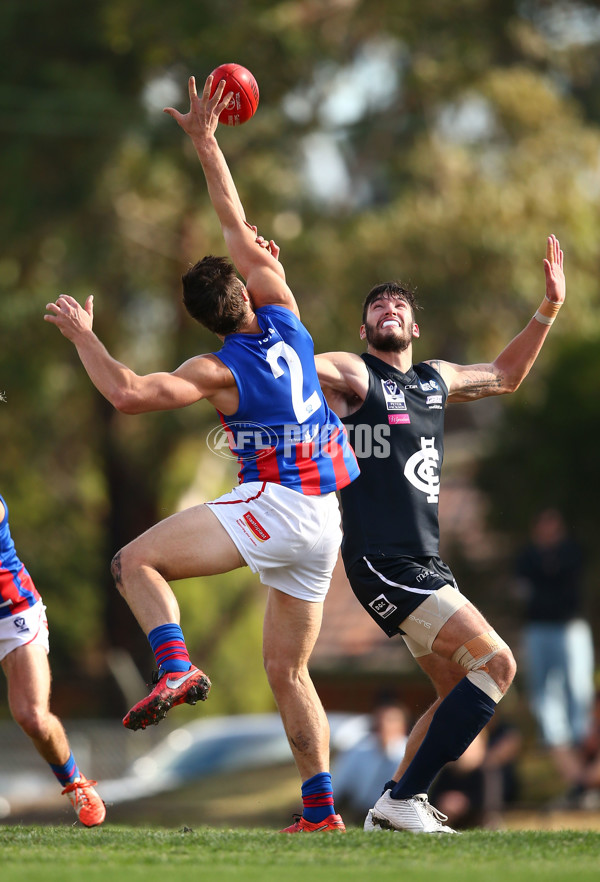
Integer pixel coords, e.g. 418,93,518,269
242,512,270,542
369,594,397,619
13,616,30,634
381,379,407,412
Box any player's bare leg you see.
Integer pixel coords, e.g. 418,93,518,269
113,504,245,729
431,601,516,694
2,644,105,825
112,503,246,633
2,644,71,765
262,587,329,779
263,587,345,833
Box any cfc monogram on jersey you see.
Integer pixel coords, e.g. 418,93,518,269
404,437,440,503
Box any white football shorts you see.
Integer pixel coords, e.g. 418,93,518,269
206,481,342,602
0,600,49,662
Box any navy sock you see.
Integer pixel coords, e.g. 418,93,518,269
148,623,192,673
50,752,81,787
302,772,336,822
391,678,496,800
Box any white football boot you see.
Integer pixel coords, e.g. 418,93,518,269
370,790,457,834
363,809,384,831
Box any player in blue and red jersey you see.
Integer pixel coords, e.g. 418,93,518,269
0,494,105,825
45,74,358,833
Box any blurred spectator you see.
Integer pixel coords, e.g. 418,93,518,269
568,689,600,808
514,508,595,793
429,715,522,829
332,699,409,822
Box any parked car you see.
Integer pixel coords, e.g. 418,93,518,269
100,711,369,805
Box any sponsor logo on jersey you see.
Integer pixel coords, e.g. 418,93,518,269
426,395,443,407
419,379,440,392
381,379,407,411
13,616,29,633
404,437,440,503
242,512,270,542
388,413,411,425
368,594,397,619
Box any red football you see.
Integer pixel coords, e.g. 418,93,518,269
209,63,259,126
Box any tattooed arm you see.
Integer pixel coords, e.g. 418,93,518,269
427,357,511,402
426,234,565,403
427,319,556,402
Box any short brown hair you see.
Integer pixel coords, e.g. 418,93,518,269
361,282,420,325
182,256,248,335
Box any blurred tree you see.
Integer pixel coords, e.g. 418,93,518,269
476,336,600,550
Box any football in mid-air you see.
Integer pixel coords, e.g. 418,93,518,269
209,63,259,126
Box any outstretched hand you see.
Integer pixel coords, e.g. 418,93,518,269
163,75,233,143
44,294,94,340
543,234,565,305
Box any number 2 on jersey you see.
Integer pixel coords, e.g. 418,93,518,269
265,341,321,424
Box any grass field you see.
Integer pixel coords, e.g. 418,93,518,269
1,825,599,882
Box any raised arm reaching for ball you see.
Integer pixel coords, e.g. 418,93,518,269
164,75,297,315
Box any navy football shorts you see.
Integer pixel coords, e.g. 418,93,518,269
345,554,459,638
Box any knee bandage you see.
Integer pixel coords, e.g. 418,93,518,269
452,631,508,704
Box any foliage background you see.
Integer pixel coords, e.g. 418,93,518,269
2,0,600,718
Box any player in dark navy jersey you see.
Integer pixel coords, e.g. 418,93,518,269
45,74,357,833
0,494,106,825
316,234,566,832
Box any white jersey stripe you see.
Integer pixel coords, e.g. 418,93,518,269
363,556,436,595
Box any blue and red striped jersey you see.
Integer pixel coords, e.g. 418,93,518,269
0,494,41,618
214,305,359,495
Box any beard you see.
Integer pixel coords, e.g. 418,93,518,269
364,320,413,352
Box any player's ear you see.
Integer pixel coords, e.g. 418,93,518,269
412,322,420,338
359,323,366,340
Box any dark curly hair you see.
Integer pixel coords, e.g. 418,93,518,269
181,255,248,336
361,282,420,325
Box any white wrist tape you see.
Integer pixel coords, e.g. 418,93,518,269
534,296,561,326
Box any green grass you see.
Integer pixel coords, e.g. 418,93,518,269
1,826,599,882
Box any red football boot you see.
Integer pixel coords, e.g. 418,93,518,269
62,776,106,827
280,813,346,833
123,665,211,730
